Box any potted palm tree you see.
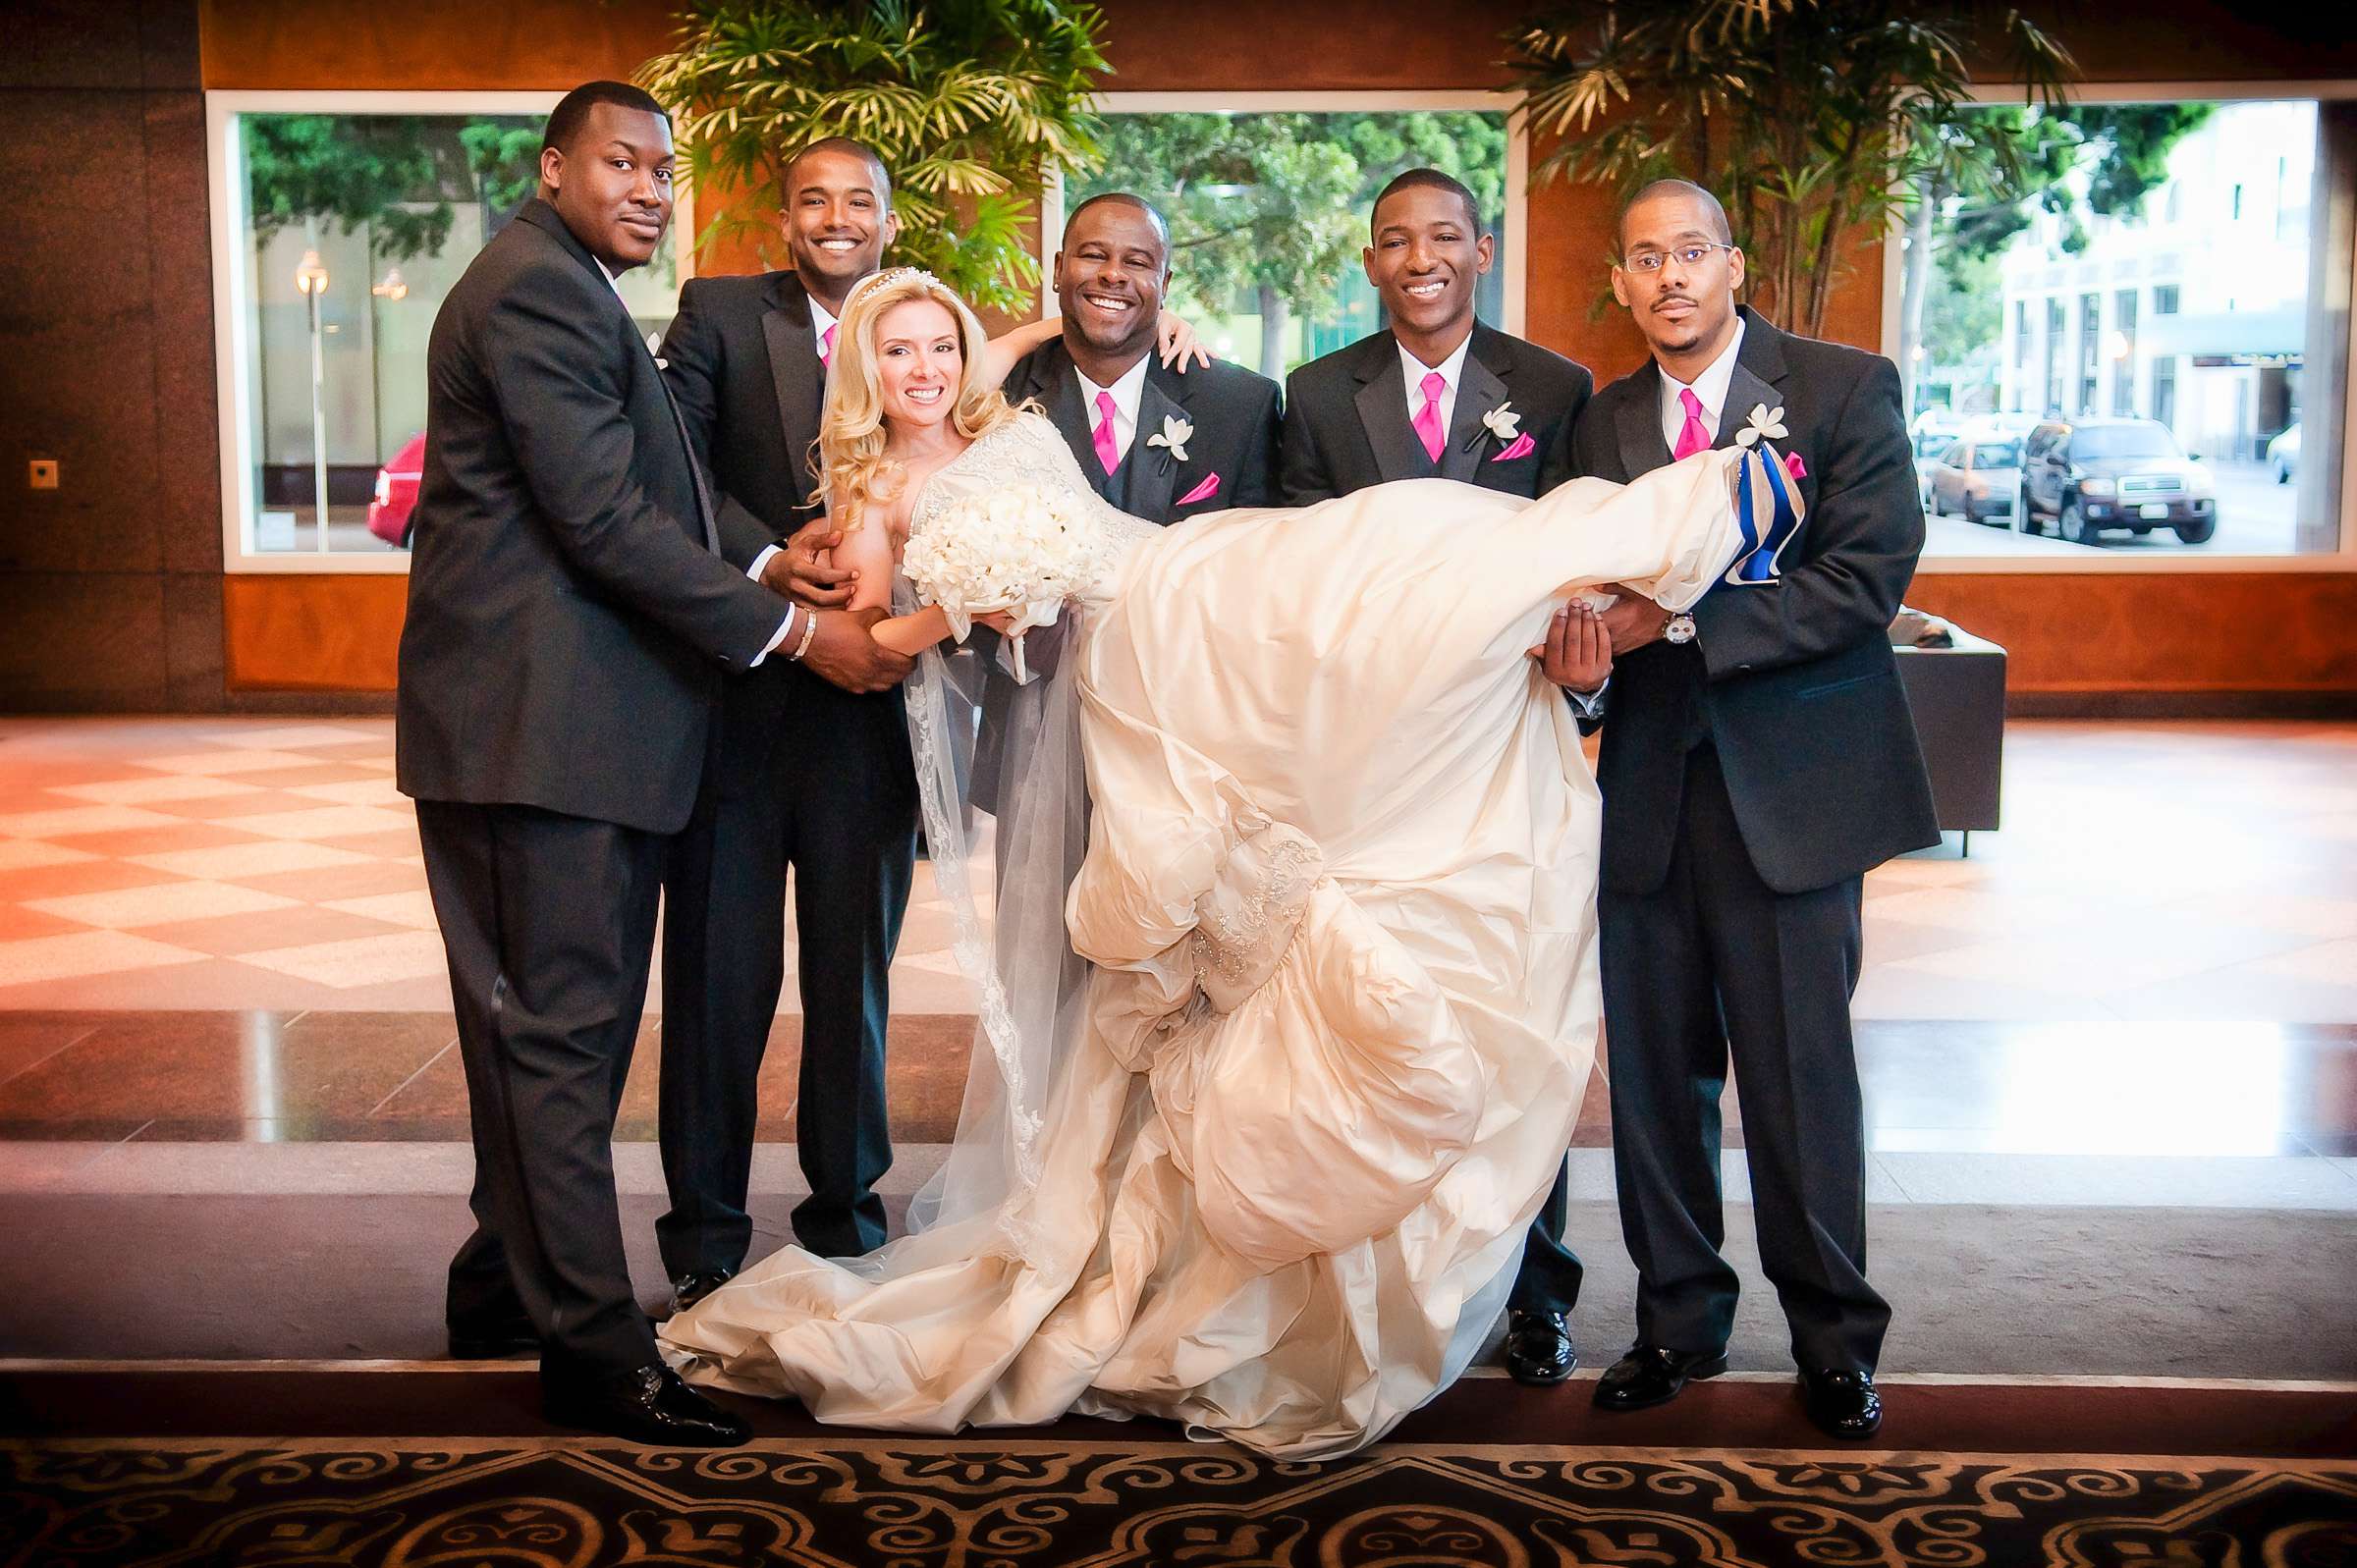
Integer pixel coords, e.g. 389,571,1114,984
1508,1,2073,338
638,0,1110,314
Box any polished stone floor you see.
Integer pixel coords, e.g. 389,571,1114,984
1,716,2353,1211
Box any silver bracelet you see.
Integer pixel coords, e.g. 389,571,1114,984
788,608,820,662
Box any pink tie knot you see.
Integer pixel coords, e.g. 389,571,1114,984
1672,385,1711,460
821,323,838,369
1091,389,1121,476
1413,371,1450,463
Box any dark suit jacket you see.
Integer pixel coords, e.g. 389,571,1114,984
396,200,788,836
1278,322,1591,504
657,268,906,797
1565,307,1940,895
659,269,829,563
1004,339,1283,516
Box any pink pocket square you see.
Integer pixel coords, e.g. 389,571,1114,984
1492,432,1536,462
1783,453,1808,480
1177,472,1221,506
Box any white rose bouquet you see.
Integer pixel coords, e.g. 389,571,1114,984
901,483,1117,681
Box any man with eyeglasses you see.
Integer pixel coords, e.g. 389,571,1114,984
1536,179,1938,1440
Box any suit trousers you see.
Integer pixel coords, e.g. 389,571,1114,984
417,799,665,1374
1510,1165,1584,1317
1600,744,1889,1372
657,673,918,1270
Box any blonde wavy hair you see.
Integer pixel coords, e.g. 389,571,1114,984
816,268,1022,531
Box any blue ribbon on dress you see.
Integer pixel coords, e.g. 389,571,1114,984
1725,443,1806,588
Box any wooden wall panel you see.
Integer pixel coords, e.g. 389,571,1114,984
222,575,405,692
200,0,675,90
1907,574,2357,694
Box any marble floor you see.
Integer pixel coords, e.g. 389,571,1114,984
1,715,2353,1211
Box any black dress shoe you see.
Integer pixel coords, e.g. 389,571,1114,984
1799,1368,1883,1439
669,1268,736,1316
542,1363,751,1446
1503,1311,1577,1386
1592,1342,1729,1412
447,1316,540,1360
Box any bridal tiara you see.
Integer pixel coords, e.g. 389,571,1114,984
846,265,946,311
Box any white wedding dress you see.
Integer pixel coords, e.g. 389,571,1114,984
661,409,1767,1459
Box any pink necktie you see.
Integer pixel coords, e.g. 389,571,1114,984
1412,370,1449,463
1091,390,1121,475
1672,385,1711,460
820,323,838,370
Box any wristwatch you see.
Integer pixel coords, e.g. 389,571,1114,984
1663,612,1697,645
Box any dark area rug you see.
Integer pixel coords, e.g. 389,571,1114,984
6,1432,2354,1567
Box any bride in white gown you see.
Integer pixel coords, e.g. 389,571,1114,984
658,267,1783,1460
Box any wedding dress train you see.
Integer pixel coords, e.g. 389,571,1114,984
660,411,1762,1459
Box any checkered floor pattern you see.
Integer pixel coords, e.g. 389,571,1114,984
2,716,2354,1019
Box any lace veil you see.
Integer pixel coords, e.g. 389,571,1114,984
886,414,1157,1255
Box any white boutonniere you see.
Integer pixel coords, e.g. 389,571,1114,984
1734,403,1788,448
1145,413,1193,464
1480,402,1522,444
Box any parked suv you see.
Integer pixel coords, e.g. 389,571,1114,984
2022,417,2217,546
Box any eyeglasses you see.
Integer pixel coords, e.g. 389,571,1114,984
1621,243,1737,274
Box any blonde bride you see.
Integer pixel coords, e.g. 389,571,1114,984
659,267,1777,1460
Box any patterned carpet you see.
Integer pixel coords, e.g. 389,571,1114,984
9,1435,2357,1566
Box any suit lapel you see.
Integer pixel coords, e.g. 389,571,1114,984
518,202,720,552
1441,337,1509,483
1617,361,1672,479
760,277,824,507
1128,367,1184,520
1714,308,1791,451
1351,336,1428,483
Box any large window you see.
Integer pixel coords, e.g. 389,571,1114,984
207,92,687,570
1066,93,1521,382
1906,93,2352,564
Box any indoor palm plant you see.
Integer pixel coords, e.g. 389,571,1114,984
638,0,1110,314
1508,1,2074,337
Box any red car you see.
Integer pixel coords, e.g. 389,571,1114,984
367,431,426,547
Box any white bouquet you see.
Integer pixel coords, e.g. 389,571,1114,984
901,483,1117,680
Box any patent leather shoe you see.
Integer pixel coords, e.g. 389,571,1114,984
1592,1342,1728,1412
1503,1311,1577,1386
1799,1367,1883,1439
669,1268,736,1315
542,1362,750,1446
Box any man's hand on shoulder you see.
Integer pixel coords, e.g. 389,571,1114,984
796,606,912,694
762,515,857,608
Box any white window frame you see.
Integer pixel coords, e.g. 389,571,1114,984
1054,90,1527,338
205,89,696,574
1904,80,2357,573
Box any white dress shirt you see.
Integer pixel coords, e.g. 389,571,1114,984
1658,315,1747,455
810,296,840,367
1075,352,1152,469
1398,330,1474,438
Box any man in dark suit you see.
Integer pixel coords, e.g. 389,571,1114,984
1543,179,1939,1439
1279,169,1590,508
652,136,919,1303
397,83,908,1445
1277,168,1595,1389
1005,192,1281,521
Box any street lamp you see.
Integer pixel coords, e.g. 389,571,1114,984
295,248,331,554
